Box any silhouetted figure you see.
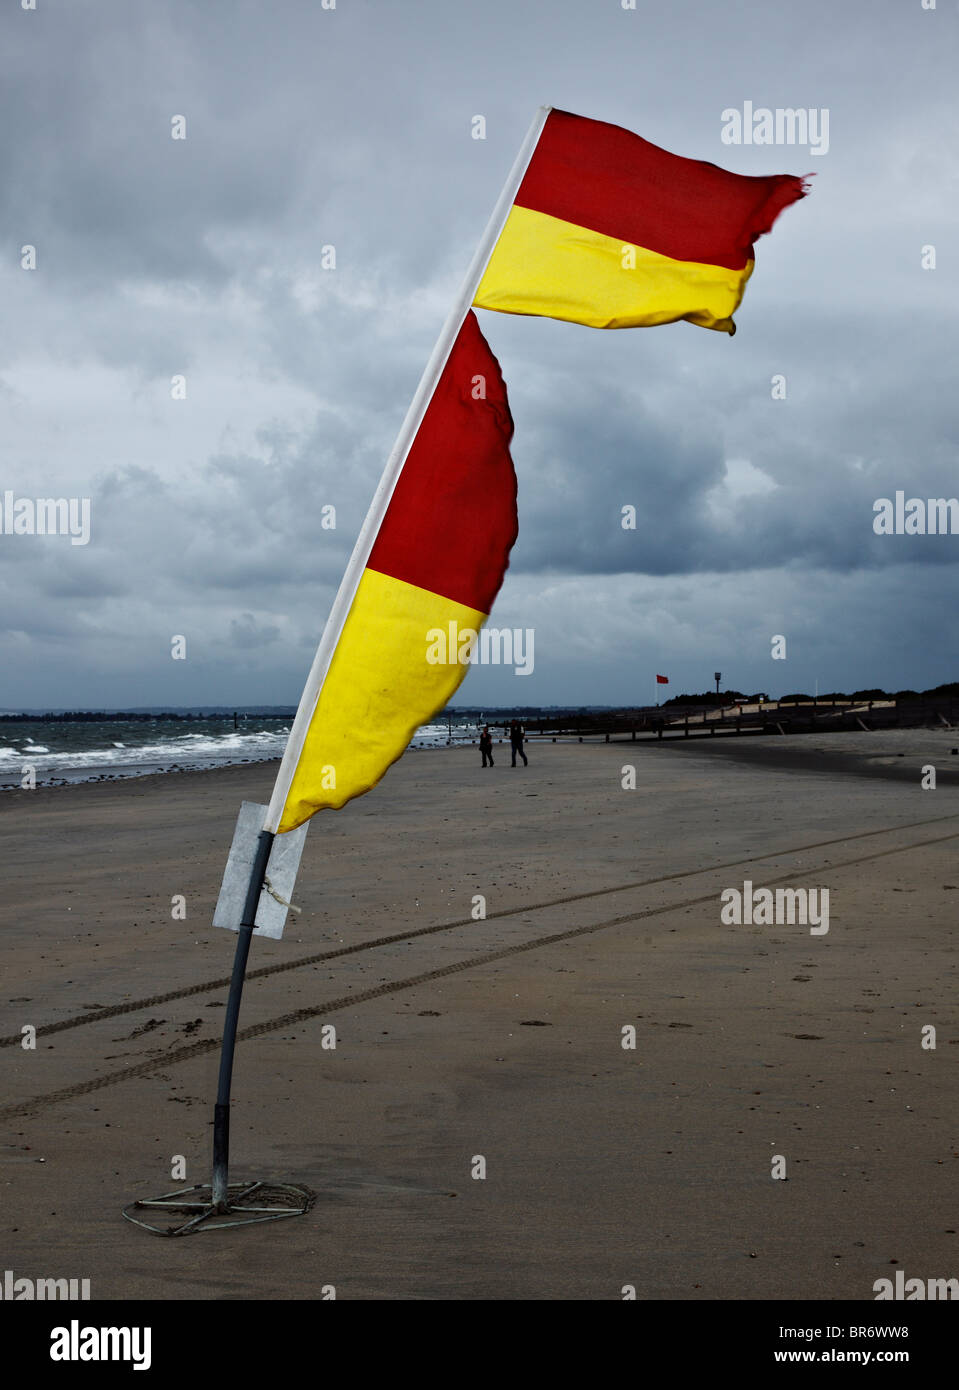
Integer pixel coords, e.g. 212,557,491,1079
479,726,494,767
510,719,528,767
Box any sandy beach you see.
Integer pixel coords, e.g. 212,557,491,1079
2,729,958,1300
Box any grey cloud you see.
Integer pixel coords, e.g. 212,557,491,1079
1,0,955,704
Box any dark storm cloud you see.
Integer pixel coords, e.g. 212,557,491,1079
1,0,956,704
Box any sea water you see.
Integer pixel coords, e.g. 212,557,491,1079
0,714,482,789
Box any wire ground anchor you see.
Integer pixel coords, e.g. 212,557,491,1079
122,1179,314,1236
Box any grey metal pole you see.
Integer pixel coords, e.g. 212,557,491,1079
262,106,552,836
211,828,274,1211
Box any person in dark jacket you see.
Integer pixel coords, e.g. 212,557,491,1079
509,719,528,767
479,726,494,767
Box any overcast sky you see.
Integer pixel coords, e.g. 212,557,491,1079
1,0,956,709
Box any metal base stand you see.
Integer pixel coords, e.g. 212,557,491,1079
122,1180,314,1236
123,827,315,1238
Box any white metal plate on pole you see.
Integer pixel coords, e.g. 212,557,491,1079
213,801,309,940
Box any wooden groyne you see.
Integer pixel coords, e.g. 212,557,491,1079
522,697,959,744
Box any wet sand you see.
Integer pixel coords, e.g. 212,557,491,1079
2,730,958,1300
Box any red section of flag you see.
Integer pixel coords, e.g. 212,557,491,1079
656,674,669,684
515,109,807,273
366,311,518,614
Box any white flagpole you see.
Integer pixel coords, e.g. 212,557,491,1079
264,104,552,834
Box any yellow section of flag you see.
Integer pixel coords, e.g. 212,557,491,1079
279,567,487,831
474,204,754,333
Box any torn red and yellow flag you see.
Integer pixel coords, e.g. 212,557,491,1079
275,311,517,832
473,109,807,334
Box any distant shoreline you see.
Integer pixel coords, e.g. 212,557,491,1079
4,725,959,796
0,728,533,793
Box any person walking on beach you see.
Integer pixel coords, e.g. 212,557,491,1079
509,719,528,767
479,725,494,768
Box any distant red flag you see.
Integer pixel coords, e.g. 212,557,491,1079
656,674,669,684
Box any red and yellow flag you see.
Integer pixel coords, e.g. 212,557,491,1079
276,311,517,831
270,110,807,835
473,109,807,334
